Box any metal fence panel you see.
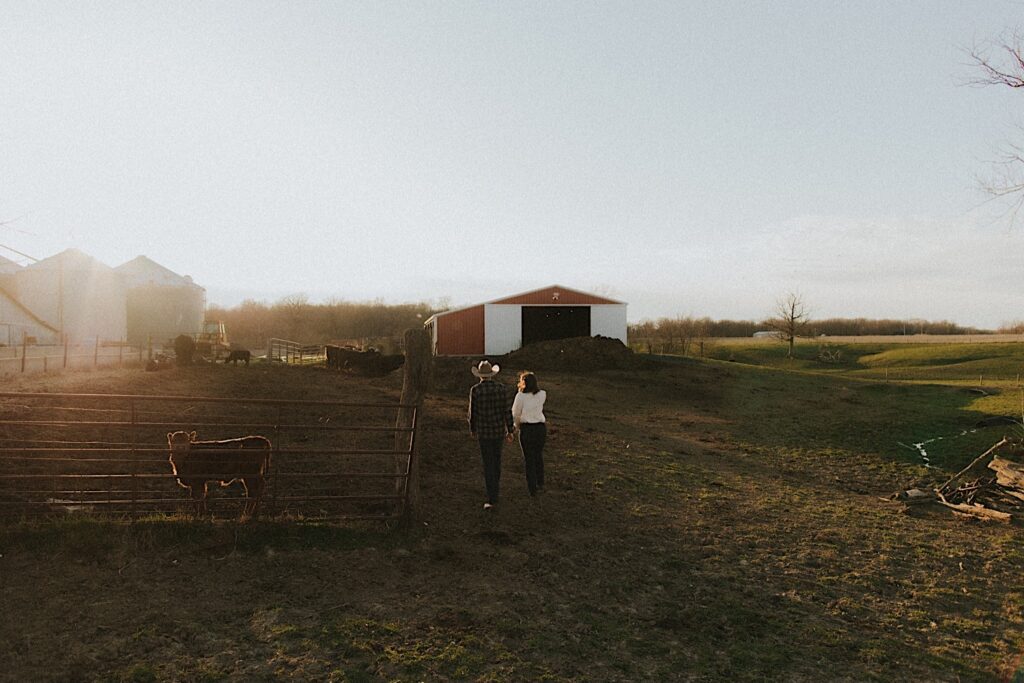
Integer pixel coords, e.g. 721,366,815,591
0,392,416,521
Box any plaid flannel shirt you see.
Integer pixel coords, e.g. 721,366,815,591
468,379,514,439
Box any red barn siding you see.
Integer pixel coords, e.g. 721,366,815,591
492,286,618,306
436,305,485,355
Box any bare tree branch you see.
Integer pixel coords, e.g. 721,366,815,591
0,213,37,236
965,31,1024,225
965,32,1024,88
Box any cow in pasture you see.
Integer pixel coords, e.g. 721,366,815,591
325,345,405,376
325,345,362,369
224,349,251,366
166,430,272,517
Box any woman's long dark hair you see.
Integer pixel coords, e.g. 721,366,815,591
519,371,540,394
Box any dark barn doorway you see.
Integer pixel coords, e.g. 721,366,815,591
521,306,591,346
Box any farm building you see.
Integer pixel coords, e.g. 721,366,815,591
115,256,206,346
0,255,60,345
10,249,127,344
0,284,59,346
425,285,627,356
0,254,22,303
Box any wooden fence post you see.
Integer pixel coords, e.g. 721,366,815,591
21,332,26,373
396,327,431,525
94,335,99,368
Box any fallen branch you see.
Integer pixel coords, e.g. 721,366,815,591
938,437,1010,496
935,490,1012,523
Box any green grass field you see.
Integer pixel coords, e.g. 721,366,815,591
679,340,1024,471
704,339,1024,382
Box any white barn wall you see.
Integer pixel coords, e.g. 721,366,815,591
590,304,628,343
15,260,127,343
484,304,522,355
0,292,58,346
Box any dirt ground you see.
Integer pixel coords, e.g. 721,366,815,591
0,360,1022,682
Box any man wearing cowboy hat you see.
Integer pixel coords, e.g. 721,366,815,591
468,360,515,510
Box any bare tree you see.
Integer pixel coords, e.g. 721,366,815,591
768,293,810,359
967,33,1024,221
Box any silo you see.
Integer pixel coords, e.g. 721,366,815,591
116,256,206,346
15,249,127,343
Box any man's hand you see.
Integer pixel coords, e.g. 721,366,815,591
505,432,514,443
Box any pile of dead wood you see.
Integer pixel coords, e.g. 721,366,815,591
896,437,1024,523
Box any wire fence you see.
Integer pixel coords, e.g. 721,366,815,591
0,339,145,376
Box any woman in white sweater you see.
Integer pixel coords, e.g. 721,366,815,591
511,371,547,496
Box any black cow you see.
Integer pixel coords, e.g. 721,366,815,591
326,345,363,369
224,349,251,366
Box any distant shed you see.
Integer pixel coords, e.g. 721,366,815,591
424,285,627,356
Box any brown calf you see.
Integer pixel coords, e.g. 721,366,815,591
167,430,272,517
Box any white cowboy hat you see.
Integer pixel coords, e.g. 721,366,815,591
471,360,500,378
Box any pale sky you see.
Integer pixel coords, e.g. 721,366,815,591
3,1,1024,327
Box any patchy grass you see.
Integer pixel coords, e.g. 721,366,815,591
1,359,1023,681
697,341,1024,469
705,340,1024,382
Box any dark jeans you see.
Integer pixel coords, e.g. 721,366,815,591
518,423,546,495
478,438,503,504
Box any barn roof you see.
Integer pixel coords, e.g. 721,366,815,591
22,248,114,274
424,284,625,324
115,255,201,289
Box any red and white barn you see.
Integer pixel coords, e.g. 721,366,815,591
424,285,627,356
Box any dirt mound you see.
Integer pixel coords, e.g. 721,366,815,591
430,357,490,396
502,335,640,372
429,336,645,396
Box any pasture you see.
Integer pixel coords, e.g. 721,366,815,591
1,346,1023,682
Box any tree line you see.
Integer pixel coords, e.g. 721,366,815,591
629,315,992,354
205,296,443,351
996,321,1024,334
206,295,1000,355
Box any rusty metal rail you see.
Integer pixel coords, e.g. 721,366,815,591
0,392,418,521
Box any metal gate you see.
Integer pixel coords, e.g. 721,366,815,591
0,392,417,521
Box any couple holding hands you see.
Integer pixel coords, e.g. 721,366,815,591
467,360,547,510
